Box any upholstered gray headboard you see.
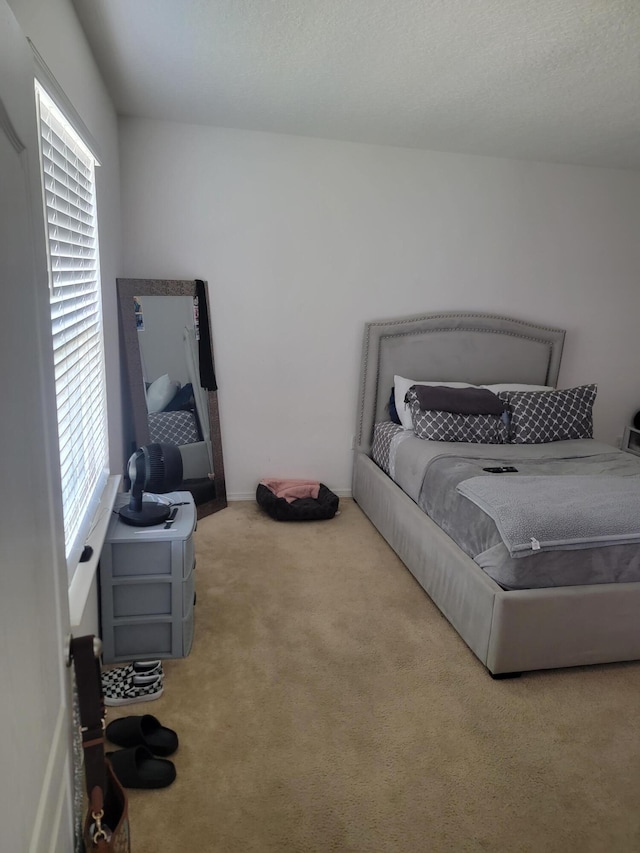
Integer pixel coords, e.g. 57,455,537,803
355,312,565,452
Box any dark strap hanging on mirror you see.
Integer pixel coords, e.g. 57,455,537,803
195,279,217,391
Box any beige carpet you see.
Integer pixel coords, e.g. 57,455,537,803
107,499,640,852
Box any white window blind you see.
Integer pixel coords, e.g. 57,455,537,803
35,83,109,574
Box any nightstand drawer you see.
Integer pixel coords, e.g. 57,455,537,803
110,561,195,619
112,581,171,617
112,610,195,660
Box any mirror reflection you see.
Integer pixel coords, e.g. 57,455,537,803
138,294,213,486
117,278,227,518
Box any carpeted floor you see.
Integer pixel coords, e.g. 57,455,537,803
107,499,640,852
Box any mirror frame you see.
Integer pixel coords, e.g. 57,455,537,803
117,277,227,518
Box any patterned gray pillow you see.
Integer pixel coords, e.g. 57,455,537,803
372,421,405,474
406,389,509,443
502,384,597,444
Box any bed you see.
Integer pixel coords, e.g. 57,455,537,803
352,311,640,676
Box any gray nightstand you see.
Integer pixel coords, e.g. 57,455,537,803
99,491,197,663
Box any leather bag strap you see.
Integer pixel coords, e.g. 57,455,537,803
70,635,107,816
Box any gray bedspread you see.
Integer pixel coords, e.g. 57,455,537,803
457,474,640,557
389,435,640,589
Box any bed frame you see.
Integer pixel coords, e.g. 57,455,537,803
352,312,640,675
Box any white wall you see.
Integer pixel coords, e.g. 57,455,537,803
118,118,640,498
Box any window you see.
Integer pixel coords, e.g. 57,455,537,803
35,83,109,578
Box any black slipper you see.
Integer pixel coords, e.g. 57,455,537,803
107,746,176,789
106,714,179,756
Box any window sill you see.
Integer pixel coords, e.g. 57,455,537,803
68,474,121,628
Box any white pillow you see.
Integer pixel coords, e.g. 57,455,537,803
393,375,474,431
146,374,180,413
481,383,555,393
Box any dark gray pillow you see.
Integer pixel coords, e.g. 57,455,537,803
502,384,596,444
406,389,509,443
412,384,506,415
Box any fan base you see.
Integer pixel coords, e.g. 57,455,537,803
119,504,171,527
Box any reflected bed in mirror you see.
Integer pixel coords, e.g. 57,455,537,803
117,278,227,518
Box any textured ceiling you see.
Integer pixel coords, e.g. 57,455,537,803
71,0,640,169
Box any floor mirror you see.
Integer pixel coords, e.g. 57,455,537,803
117,278,227,518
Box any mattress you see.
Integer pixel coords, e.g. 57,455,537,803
371,423,640,590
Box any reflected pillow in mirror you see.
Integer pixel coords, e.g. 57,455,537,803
164,382,195,412
146,373,180,413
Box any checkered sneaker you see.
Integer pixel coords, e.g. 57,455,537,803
101,660,163,692
103,672,164,706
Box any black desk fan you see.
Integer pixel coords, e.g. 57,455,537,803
119,443,183,527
